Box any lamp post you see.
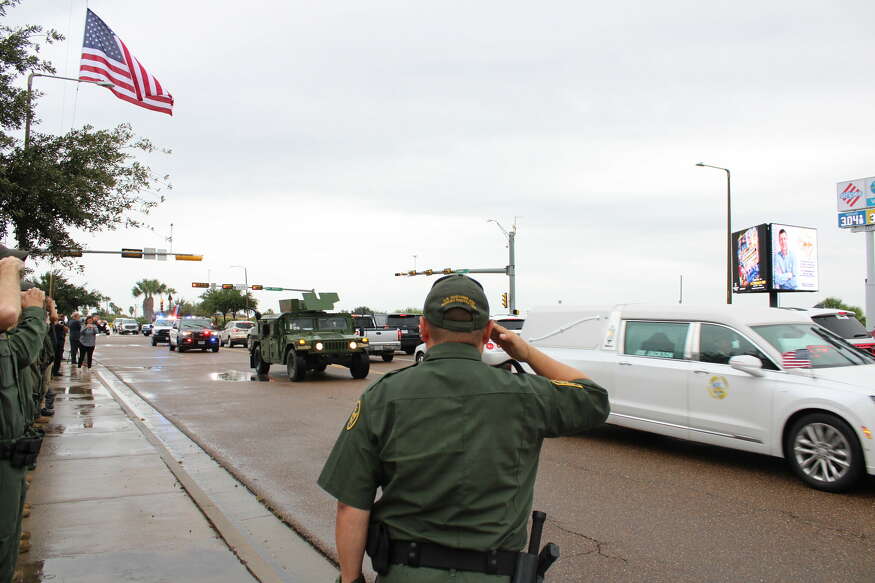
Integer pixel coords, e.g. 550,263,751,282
696,163,732,304
229,265,249,315
24,72,112,149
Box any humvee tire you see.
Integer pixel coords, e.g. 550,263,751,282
350,353,370,379
252,347,270,375
287,350,307,382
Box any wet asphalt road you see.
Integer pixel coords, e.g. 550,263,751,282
92,334,875,582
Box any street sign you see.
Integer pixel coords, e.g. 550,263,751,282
264,287,283,291
144,247,156,260
234,284,246,291
157,248,167,261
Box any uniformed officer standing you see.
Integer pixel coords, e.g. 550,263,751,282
318,275,610,583
0,250,48,583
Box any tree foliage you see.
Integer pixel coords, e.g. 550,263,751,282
0,0,170,256
351,306,374,314
199,288,256,323
814,297,866,326
131,279,175,321
26,271,106,315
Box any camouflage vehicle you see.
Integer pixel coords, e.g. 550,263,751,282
249,292,370,381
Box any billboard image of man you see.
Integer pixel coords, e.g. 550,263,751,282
773,228,798,290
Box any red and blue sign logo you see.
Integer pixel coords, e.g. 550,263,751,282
840,183,863,207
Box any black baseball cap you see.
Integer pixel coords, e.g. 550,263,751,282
423,274,490,332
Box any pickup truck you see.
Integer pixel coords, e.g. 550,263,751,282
523,303,875,492
350,314,401,362
386,313,422,354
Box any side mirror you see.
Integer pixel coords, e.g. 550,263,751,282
729,355,764,377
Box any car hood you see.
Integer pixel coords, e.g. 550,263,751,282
805,364,875,394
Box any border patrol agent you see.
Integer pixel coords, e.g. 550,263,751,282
0,260,47,582
319,275,610,583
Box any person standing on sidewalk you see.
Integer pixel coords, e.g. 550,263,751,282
51,311,67,377
67,312,81,367
0,250,48,583
77,317,98,369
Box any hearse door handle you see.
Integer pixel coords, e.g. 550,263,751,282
693,370,709,375
618,361,632,366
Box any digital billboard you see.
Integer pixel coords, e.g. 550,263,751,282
732,224,770,293
770,223,818,292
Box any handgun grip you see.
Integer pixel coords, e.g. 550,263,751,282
537,542,560,576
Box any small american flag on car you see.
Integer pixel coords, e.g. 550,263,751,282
782,348,811,368
79,9,174,115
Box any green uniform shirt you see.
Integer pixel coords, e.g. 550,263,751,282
0,307,47,440
318,342,609,552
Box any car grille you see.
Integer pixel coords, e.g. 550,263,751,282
321,340,350,352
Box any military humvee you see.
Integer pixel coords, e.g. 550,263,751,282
249,292,370,381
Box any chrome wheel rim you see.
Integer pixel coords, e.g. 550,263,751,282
793,422,852,483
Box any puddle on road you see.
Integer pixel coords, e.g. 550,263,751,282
210,370,272,382
112,365,165,371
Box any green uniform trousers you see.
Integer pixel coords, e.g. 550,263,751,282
378,566,509,582
0,460,26,583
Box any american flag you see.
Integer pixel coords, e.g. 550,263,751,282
79,9,173,115
781,348,811,369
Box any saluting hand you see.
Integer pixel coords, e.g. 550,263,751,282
21,288,46,309
0,256,24,274
490,322,531,363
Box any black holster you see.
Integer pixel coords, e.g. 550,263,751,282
366,522,391,575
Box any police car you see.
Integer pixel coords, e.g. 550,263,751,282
168,317,220,353
523,304,875,492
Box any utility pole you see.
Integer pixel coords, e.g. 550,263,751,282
488,218,518,313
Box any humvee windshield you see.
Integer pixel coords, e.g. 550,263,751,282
287,318,315,331
318,317,348,330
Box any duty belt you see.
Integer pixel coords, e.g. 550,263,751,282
389,540,518,576
0,430,44,469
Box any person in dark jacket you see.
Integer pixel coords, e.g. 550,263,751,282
50,304,66,376
67,312,81,366
77,316,98,369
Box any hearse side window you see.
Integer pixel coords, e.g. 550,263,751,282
624,321,689,360
699,324,778,370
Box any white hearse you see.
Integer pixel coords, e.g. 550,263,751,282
523,304,875,492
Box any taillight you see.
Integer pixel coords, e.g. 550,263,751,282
486,342,495,350
397,329,402,340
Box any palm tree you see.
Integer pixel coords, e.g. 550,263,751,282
131,279,174,322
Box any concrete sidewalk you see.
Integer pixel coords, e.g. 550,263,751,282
14,361,333,583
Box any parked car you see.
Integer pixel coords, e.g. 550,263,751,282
151,318,175,345
169,318,220,353
782,308,875,356
414,315,526,366
522,303,875,492
141,323,153,336
386,313,422,354
351,314,401,362
220,320,256,347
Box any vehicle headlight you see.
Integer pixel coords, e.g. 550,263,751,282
362,337,368,343
349,341,358,349
298,339,306,345
182,331,191,337
315,342,324,351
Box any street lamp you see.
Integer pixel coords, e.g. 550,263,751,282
229,265,249,315
696,163,732,305
24,72,113,148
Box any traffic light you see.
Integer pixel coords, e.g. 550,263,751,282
250,285,263,290
191,282,209,288
408,270,417,276
501,293,508,308
442,268,453,274
424,269,434,275
221,284,234,290
174,254,203,261
121,248,143,259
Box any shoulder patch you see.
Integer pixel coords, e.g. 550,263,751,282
345,400,361,430
550,379,583,389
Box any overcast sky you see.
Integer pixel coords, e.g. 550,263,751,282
7,0,875,316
